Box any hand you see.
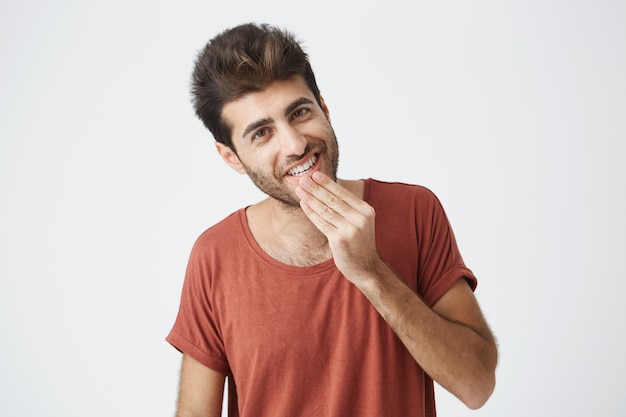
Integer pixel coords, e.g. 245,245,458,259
295,172,381,284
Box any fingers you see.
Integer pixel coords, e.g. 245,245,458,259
296,174,347,221
295,172,373,233
295,176,343,232
298,196,337,236
310,172,360,206
298,172,360,211
296,172,379,280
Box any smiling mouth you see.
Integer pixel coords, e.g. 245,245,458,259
287,154,317,176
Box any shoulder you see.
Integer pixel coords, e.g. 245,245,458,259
364,179,452,231
182,208,252,286
191,209,247,254
365,178,441,205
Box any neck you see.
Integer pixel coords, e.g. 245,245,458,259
245,200,329,266
271,199,323,236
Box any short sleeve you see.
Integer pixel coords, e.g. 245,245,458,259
415,188,477,306
166,236,230,375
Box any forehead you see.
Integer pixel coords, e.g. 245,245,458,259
222,76,316,134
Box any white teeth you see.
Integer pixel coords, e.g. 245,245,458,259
287,155,317,176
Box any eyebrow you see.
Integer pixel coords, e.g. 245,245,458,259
242,118,273,139
284,97,314,117
240,97,315,139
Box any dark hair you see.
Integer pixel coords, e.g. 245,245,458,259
190,23,322,150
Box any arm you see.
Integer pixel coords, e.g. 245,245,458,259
359,265,497,409
175,354,226,417
296,173,498,409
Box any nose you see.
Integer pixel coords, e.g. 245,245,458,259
277,124,307,157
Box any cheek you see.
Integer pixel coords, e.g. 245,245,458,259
239,149,280,175
318,120,336,137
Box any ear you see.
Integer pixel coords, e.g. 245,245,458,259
319,94,331,122
215,142,246,174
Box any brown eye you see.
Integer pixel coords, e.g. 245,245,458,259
253,128,269,140
293,108,309,119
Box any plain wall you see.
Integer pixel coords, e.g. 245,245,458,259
1,0,625,415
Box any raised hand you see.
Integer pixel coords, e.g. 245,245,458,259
295,172,382,284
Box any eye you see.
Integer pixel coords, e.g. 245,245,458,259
253,128,270,140
292,107,310,119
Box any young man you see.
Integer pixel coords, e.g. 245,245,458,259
167,23,497,417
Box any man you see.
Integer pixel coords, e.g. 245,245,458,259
167,23,497,417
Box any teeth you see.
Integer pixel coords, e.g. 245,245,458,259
287,155,317,176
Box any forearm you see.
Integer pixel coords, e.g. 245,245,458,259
356,259,497,409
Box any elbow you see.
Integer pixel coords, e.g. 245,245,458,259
463,377,496,410
464,339,498,409
460,363,497,410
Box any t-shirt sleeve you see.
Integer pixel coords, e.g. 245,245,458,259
415,188,477,306
166,237,230,375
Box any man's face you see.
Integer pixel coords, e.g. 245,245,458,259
219,76,339,208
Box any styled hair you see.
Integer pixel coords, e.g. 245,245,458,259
190,23,322,150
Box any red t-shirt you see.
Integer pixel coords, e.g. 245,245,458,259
167,179,476,416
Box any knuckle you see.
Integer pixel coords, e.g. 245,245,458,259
354,216,368,230
344,224,358,240
336,187,350,199
328,195,341,207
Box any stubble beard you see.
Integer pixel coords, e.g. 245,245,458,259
242,131,340,210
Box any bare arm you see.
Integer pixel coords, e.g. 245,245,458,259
296,173,498,409
176,354,226,417
360,265,497,409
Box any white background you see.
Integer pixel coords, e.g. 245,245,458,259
1,0,625,416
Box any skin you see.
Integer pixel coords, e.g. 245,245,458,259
176,355,225,417
175,76,498,416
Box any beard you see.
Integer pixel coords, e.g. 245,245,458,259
241,129,340,209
